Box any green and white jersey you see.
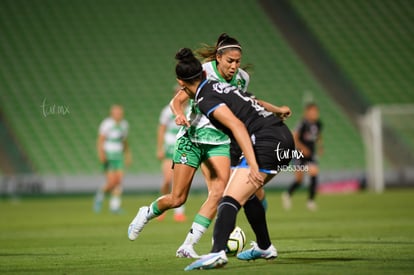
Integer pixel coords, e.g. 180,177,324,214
159,104,186,147
177,61,250,145
203,60,250,92
99,118,129,160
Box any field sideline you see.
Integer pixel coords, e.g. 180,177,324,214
1,189,414,274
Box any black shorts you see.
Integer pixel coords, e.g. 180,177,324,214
235,122,295,173
230,143,242,167
294,155,318,166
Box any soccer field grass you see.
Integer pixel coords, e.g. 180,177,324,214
1,189,414,274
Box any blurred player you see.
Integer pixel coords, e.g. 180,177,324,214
94,105,131,213
156,86,188,222
282,103,323,211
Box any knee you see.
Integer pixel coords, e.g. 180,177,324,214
208,185,225,202
170,194,187,208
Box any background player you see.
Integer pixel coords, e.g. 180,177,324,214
282,103,323,211
156,86,187,222
94,105,131,213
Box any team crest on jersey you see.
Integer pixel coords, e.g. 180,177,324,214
180,153,188,164
237,79,246,90
212,82,237,94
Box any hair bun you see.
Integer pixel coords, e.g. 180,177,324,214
175,48,195,62
216,33,229,47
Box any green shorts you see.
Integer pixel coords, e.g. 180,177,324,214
103,158,124,171
173,135,230,168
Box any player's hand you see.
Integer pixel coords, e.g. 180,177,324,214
302,147,311,158
248,165,264,188
125,152,132,167
277,106,291,121
175,114,190,127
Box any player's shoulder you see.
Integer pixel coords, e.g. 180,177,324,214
100,117,114,127
237,67,250,79
202,61,213,70
160,104,171,115
120,119,129,129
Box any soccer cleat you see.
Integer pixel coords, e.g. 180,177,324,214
176,244,200,259
128,206,149,240
184,250,227,271
307,200,317,211
281,192,292,210
237,241,277,261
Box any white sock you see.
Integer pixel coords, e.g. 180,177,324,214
183,222,208,246
146,202,159,220
109,196,121,211
174,205,185,215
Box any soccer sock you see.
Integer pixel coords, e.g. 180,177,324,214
109,195,121,211
244,195,271,250
288,181,301,196
174,205,185,215
183,214,211,246
95,189,104,202
309,176,318,201
211,196,241,253
147,201,163,220
261,195,268,212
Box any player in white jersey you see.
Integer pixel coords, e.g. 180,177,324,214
156,86,188,222
94,105,131,213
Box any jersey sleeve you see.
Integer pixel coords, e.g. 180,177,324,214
159,105,171,125
197,92,226,118
238,68,250,92
294,120,305,135
122,121,129,138
99,119,110,136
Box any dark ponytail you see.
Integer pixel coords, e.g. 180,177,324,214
175,48,203,83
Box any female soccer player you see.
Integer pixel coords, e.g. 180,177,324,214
170,48,295,270
156,85,188,222
172,34,290,258
94,105,131,213
127,35,290,260
282,103,323,211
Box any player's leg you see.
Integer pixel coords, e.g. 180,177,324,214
109,169,123,213
255,188,268,211
307,162,319,211
128,135,200,240
157,158,173,221
177,144,230,258
185,169,272,271
282,167,304,210
94,161,116,212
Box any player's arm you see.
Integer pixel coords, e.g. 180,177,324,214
123,139,132,166
156,124,167,160
317,134,324,156
293,130,311,158
210,105,264,186
256,99,291,121
170,89,190,127
97,134,106,163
